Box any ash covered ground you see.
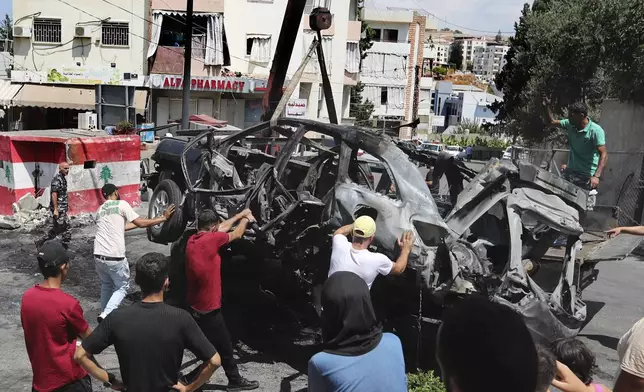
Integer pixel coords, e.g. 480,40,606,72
0,197,642,391
0,205,312,392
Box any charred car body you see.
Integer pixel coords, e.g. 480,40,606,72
147,118,617,347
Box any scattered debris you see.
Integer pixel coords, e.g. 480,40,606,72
17,194,39,212
0,216,21,230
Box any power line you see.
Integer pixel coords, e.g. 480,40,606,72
406,0,514,35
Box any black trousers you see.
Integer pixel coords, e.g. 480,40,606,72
39,213,72,248
190,309,241,383
33,375,92,392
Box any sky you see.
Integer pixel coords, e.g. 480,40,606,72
371,0,528,35
0,0,525,35
1,0,10,19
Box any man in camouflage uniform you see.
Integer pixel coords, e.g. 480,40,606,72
37,163,71,249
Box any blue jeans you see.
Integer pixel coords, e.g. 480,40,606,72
94,257,130,316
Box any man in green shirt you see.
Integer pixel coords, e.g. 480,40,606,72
546,102,608,193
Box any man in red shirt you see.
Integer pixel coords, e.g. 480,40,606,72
184,209,259,391
21,240,95,392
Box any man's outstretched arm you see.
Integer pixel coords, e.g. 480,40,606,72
217,209,251,233
333,224,354,237
390,231,414,276
608,226,644,237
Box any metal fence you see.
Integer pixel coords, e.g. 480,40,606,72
513,147,644,226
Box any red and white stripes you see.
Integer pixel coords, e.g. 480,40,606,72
0,134,141,216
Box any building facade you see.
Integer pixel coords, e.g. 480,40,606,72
359,8,425,138
423,38,450,68
455,35,488,71
473,44,509,80
9,0,148,130
147,0,361,130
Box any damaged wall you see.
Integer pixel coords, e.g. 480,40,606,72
0,133,141,216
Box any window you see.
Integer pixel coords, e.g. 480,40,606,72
102,22,129,46
159,16,208,47
382,29,398,43
305,0,331,13
33,18,62,43
246,38,253,56
246,34,272,62
380,87,388,105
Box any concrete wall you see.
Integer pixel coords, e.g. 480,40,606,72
596,100,644,211
13,0,148,76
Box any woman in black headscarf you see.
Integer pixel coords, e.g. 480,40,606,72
307,271,407,392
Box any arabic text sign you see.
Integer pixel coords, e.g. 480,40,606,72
286,99,307,117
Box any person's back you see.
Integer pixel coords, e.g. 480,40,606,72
22,285,88,391
308,332,406,392
329,234,392,289
84,301,209,391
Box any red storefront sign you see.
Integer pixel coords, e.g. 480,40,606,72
150,74,252,93
163,77,245,92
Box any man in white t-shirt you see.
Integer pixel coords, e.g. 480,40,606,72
328,216,414,289
94,184,175,322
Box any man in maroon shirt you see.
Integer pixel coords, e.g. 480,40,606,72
184,208,259,391
21,240,94,392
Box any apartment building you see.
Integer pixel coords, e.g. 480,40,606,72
423,38,450,69
147,0,361,129
454,35,488,71
360,8,425,138
8,0,148,130
473,44,509,79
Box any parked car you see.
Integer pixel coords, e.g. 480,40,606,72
418,142,444,153
445,145,467,160
502,146,513,160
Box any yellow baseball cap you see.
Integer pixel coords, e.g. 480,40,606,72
353,216,376,238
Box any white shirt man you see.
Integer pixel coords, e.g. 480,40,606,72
93,184,174,322
329,216,414,289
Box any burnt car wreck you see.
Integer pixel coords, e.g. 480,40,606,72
147,118,623,349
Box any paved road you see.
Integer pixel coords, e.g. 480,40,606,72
1,182,641,391
576,256,644,386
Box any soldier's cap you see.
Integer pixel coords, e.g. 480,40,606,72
101,184,118,198
38,240,70,268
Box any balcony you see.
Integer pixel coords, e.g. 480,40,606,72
150,46,219,77
368,41,410,56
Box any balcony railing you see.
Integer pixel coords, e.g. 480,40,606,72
0,39,13,53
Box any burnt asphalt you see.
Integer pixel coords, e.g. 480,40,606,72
0,194,642,391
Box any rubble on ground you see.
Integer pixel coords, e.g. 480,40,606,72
0,193,97,232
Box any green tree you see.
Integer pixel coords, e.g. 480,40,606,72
358,4,376,61
349,82,375,123
449,41,464,70
0,14,11,40
492,0,641,142
466,61,473,72
454,29,463,34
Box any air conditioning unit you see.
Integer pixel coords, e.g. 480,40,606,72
13,26,32,38
78,112,97,130
74,26,92,38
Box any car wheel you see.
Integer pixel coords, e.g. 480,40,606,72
147,179,185,244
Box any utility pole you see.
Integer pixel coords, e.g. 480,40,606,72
181,0,194,130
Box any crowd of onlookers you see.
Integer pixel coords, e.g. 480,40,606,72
19,187,644,392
